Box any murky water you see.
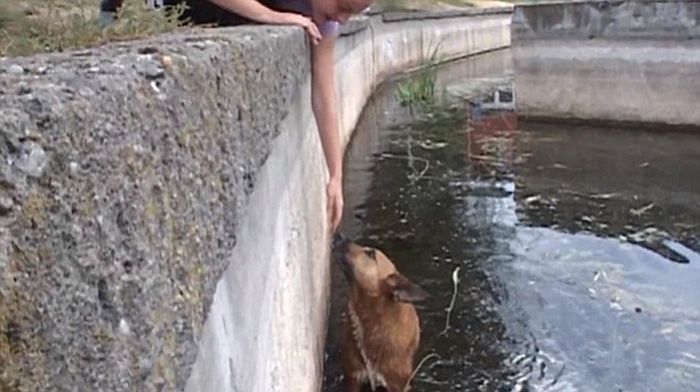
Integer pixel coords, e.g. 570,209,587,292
322,50,700,392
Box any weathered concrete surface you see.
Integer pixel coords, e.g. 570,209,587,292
0,28,307,392
513,0,700,39
0,8,512,392
512,0,700,128
381,6,512,22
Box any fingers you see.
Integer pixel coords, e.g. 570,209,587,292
283,13,322,45
331,198,343,232
327,193,334,227
326,188,343,232
327,194,337,231
305,19,322,45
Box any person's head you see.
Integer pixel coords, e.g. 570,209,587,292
315,0,374,23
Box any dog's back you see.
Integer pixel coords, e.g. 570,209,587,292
341,293,421,391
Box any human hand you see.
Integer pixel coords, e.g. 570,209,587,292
279,13,322,45
327,177,344,232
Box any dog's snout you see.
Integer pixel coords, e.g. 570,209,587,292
333,233,348,250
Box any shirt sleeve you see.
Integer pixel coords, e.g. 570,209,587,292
320,20,340,37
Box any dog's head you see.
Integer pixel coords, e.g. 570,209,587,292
333,233,428,303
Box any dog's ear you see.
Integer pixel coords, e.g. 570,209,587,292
384,273,429,303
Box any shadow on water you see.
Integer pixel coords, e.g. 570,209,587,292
322,49,700,392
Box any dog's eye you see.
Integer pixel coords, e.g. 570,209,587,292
364,248,376,260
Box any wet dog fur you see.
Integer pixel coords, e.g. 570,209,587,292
333,234,428,392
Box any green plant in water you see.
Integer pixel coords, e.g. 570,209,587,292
397,40,442,110
397,71,436,107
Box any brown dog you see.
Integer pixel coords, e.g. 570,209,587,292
333,234,428,392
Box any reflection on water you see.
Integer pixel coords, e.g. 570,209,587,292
322,49,700,392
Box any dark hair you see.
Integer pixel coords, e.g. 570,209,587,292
100,0,124,12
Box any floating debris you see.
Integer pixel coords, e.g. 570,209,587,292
630,203,655,217
418,140,447,150
439,266,461,335
628,227,670,243
524,195,542,205
404,353,441,392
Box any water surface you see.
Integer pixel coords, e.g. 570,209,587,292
323,50,700,392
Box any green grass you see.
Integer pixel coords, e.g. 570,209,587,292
397,41,442,109
0,0,186,57
397,69,437,108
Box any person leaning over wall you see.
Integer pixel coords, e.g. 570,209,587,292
100,0,373,232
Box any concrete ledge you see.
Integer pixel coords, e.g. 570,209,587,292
382,5,513,22
0,8,511,392
513,0,700,40
512,0,700,128
339,15,370,36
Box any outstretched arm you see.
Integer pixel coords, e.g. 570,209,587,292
311,33,344,231
100,0,322,43
205,0,322,42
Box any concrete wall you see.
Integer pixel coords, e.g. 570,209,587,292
0,28,309,392
512,0,700,129
0,8,511,392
